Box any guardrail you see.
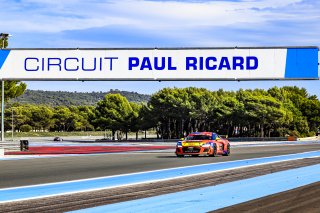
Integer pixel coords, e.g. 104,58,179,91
0,141,20,152
0,140,29,152
95,136,297,143
95,138,181,143
228,137,294,142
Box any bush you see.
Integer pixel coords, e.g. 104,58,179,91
20,124,32,132
289,130,301,138
307,131,315,137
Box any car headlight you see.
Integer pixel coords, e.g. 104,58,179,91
176,141,182,148
201,144,210,148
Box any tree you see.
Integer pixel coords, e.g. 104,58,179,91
28,105,53,131
5,104,32,132
2,85,319,139
129,102,143,140
52,106,72,132
94,94,133,140
137,104,157,138
149,87,193,139
77,106,95,131
148,87,221,139
3,81,27,102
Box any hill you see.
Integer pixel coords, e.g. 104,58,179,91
11,89,151,106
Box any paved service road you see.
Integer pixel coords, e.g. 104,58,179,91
0,144,319,188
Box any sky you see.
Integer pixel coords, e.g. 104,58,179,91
0,0,319,96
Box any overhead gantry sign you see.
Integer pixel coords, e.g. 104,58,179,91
0,47,318,81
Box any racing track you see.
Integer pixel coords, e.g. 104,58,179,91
1,143,320,188
0,143,319,212
1,157,319,212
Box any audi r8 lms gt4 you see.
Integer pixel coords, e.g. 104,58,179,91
175,132,230,157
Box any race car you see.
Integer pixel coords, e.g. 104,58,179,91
175,132,230,157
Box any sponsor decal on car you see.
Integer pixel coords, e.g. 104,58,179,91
182,142,204,147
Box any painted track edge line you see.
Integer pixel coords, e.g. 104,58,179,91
1,156,320,204
68,164,320,213
0,150,319,192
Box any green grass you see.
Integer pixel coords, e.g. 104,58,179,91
5,131,109,138
5,130,157,138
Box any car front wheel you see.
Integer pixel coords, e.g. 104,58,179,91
210,144,217,157
223,144,230,156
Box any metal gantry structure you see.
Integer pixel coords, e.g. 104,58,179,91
0,33,10,142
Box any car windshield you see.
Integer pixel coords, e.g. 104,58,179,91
186,135,211,140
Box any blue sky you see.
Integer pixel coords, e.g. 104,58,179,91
1,0,320,96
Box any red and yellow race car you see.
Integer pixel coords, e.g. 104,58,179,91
175,132,230,157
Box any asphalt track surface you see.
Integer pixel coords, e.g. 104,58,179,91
0,143,320,188
1,157,319,212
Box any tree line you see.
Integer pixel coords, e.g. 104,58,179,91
12,89,151,106
5,86,320,139
148,86,320,138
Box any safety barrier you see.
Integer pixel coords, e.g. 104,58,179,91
0,141,20,153
95,137,295,143
0,140,29,153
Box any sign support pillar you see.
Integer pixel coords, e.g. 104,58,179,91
1,80,4,141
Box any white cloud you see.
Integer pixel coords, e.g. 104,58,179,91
1,0,318,97
0,0,313,33
0,0,319,48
